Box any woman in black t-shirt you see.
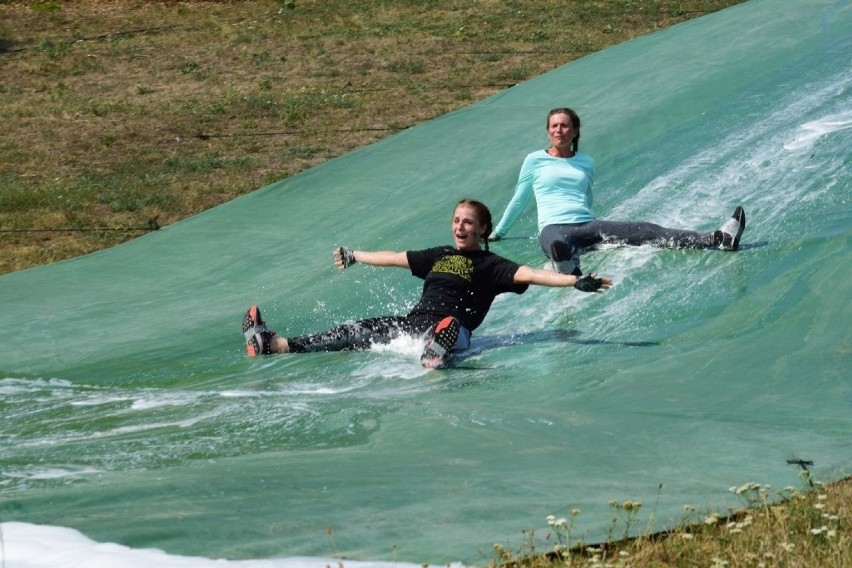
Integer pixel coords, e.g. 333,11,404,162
243,199,612,368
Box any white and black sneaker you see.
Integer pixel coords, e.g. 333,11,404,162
713,206,746,251
550,240,582,276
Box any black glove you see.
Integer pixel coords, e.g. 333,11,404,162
338,246,356,269
573,273,604,293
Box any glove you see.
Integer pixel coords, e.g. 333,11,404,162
335,246,356,269
573,273,604,293
489,231,502,242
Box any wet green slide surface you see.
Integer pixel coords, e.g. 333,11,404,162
1,0,850,564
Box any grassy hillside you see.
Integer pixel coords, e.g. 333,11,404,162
0,0,744,274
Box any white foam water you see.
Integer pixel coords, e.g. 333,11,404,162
0,522,457,568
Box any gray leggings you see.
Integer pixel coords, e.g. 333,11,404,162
540,220,712,274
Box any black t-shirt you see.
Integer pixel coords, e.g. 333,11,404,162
406,246,529,331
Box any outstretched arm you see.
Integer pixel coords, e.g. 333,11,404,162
333,247,410,270
513,265,612,293
491,157,536,240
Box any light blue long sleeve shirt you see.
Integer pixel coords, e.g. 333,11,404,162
493,149,596,237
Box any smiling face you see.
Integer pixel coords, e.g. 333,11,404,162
451,204,487,251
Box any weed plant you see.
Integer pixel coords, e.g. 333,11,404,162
491,474,851,568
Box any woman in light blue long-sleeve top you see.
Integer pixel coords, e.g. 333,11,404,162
491,108,745,275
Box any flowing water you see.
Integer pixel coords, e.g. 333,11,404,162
1,1,850,566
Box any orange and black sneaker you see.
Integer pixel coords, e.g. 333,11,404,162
420,316,461,369
242,304,275,357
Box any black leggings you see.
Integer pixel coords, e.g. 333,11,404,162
540,220,712,273
287,314,441,353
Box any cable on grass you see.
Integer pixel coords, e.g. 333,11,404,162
0,217,160,234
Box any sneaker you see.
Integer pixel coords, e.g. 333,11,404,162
242,304,275,357
714,206,746,251
550,240,582,276
420,316,461,369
